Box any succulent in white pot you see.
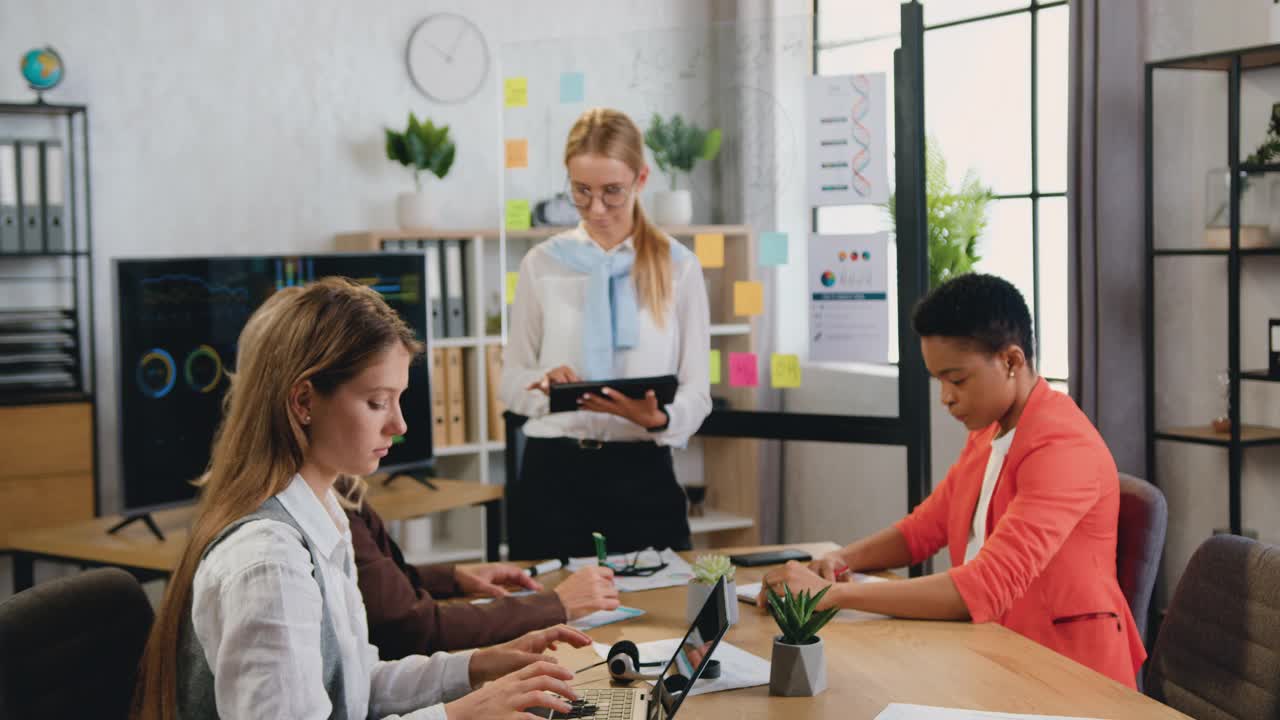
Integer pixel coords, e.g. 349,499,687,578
687,554,738,626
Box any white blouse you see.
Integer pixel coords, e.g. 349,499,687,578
500,224,712,447
191,474,473,719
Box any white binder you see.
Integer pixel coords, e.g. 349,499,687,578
18,142,41,252
442,239,467,337
40,142,66,252
424,241,444,339
0,142,18,253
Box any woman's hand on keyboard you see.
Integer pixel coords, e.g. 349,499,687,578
470,625,592,685
446,661,577,719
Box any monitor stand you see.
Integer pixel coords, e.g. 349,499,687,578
382,465,438,491
107,512,166,542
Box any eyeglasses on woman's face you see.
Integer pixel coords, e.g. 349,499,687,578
567,176,637,210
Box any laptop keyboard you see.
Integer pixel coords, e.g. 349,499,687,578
533,687,639,719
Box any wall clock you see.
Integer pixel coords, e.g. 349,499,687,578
406,13,490,104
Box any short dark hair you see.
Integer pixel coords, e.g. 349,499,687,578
911,273,1035,365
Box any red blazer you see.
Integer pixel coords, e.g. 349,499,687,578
894,379,1146,688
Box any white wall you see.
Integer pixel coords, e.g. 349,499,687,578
1146,0,1280,608
0,0,715,517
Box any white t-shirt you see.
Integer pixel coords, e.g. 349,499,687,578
964,429,1017,563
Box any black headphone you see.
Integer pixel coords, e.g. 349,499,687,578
606,640,664,683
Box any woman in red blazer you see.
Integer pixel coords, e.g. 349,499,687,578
760,273,1146,688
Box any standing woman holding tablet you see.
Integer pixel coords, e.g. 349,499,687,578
501,107,712,561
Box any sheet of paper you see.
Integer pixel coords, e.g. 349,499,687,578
591,639,770,697
737,574,887,605
570,606,645,631
505,271,519,305
770,353,802,388
560,71,585,103
759,231,789,266
567,548,695,592
874,703,1108,720
695,233,725,268
505,138,528,169
733,281,764,316
728,352,758,388
809,232,889,363
806,73,888,206
504,77,528,107
505,199,531,231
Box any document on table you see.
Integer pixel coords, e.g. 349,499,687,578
738,574,891,621
570,606,645,631
566,548,694,592
874,704,1108,720
591,639,769,696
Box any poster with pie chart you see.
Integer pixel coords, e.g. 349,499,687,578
808,232,889,363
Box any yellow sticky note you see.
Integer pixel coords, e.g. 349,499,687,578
771,353,802,389
505,199,531,231
505,139,528,169
505,272,519,305
504,77,528,107
695,233,724,268
709,350,721,384
734,281,763,316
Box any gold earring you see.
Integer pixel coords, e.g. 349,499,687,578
303,415,311,424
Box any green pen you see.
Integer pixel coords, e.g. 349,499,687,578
592,531,609,567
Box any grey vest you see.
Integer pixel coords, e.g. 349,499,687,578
177,496,349,720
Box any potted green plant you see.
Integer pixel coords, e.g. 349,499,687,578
385,112,456,229
887,137,994,289
764,583,839,697
688,554,738,625
643,113,722,226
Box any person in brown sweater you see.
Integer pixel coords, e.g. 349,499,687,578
348,501,620,660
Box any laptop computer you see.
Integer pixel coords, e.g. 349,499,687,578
538,576,730,719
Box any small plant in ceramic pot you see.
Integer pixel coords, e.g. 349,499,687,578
764,584,839,696
385,112,456,229
688,554,738,625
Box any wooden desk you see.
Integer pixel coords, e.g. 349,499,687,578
7,477,503,593
536,543,1189,720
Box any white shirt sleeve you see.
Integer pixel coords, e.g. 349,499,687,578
368,648,473,718
651,257,712,447
500,251,552,419
193,520,461,720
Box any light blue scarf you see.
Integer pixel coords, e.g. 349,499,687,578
543,228,693,380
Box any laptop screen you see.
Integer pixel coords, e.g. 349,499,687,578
647,577,730,720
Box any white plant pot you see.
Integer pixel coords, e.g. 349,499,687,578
686,579,739,626
651,189,693,227
769,635,827,697
396,190,432,230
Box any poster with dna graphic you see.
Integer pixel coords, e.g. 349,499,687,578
805,73,888,207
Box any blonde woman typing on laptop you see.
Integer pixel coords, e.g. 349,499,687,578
501,107,712,561
132,277,590,720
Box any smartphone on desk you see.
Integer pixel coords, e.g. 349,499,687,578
728,549,813,567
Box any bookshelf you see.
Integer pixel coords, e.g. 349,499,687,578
335,224,763,562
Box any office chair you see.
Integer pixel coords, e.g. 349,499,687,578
1116,472,1168,649
0,567,154,719
1146,534,1280,718
503,410,530,559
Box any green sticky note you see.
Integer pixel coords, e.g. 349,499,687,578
771,353,802,389
760,231,789,266
505,199,531,231
505,271,519,305
710,349,721,384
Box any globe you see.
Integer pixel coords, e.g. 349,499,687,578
21,47,63,92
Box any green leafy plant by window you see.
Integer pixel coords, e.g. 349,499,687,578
888,137,995,289
765,584,839,646
644,113,722,191
691,554,735,586
385,113,456,191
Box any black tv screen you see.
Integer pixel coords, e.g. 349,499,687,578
115,253,432,512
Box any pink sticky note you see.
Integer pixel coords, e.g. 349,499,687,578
728,352,758,387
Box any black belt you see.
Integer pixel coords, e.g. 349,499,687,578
532,436,662,452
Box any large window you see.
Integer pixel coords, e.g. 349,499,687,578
816,1,1069,381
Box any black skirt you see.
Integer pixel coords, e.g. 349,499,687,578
506,437,691,561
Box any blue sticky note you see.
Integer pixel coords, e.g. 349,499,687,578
560,72,585,103
759,231,789,266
